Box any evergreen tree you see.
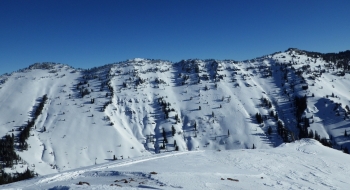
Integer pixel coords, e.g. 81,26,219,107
162,128,168,143
295,96,307,120
255,113,263,124
171,125,176,136
267,126,272,135
314,131,320,141
162,128,166,138
308,129,314,139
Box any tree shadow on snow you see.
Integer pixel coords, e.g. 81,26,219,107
137,185,162,189
48,186,70,190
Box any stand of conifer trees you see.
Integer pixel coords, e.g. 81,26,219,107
0,95,47,184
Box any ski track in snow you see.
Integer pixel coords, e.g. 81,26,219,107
3,139,350,189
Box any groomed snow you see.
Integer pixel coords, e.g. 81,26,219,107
2,139,349,189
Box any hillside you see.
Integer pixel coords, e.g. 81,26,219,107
0,48,349,183
2,139,350,189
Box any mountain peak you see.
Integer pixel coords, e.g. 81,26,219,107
0,48,350,186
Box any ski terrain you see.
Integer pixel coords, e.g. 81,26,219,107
2,139,350,189
0,48,349,188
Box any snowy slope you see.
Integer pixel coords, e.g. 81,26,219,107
0,63,149,176
2,139,350,189
0,49,350,180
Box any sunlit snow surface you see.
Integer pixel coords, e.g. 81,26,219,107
2,139,350,189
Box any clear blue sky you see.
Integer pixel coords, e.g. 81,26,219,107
1,0,350,75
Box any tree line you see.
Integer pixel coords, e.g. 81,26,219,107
0,95,47,184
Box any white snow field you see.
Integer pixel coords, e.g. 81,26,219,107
2,139,350,189
0,48,350,188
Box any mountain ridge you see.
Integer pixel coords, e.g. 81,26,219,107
0,48,350,185
2,48,350,77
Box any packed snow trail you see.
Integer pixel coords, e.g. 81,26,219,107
2,139,350,190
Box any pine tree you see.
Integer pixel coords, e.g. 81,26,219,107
344,130,348,137
315,131,320,141
255,113,263,124
162,128,166,138
267,126,272,135
171,125,176,136
308,129,314,139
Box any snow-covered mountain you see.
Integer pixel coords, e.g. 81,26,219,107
0,48,349,187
